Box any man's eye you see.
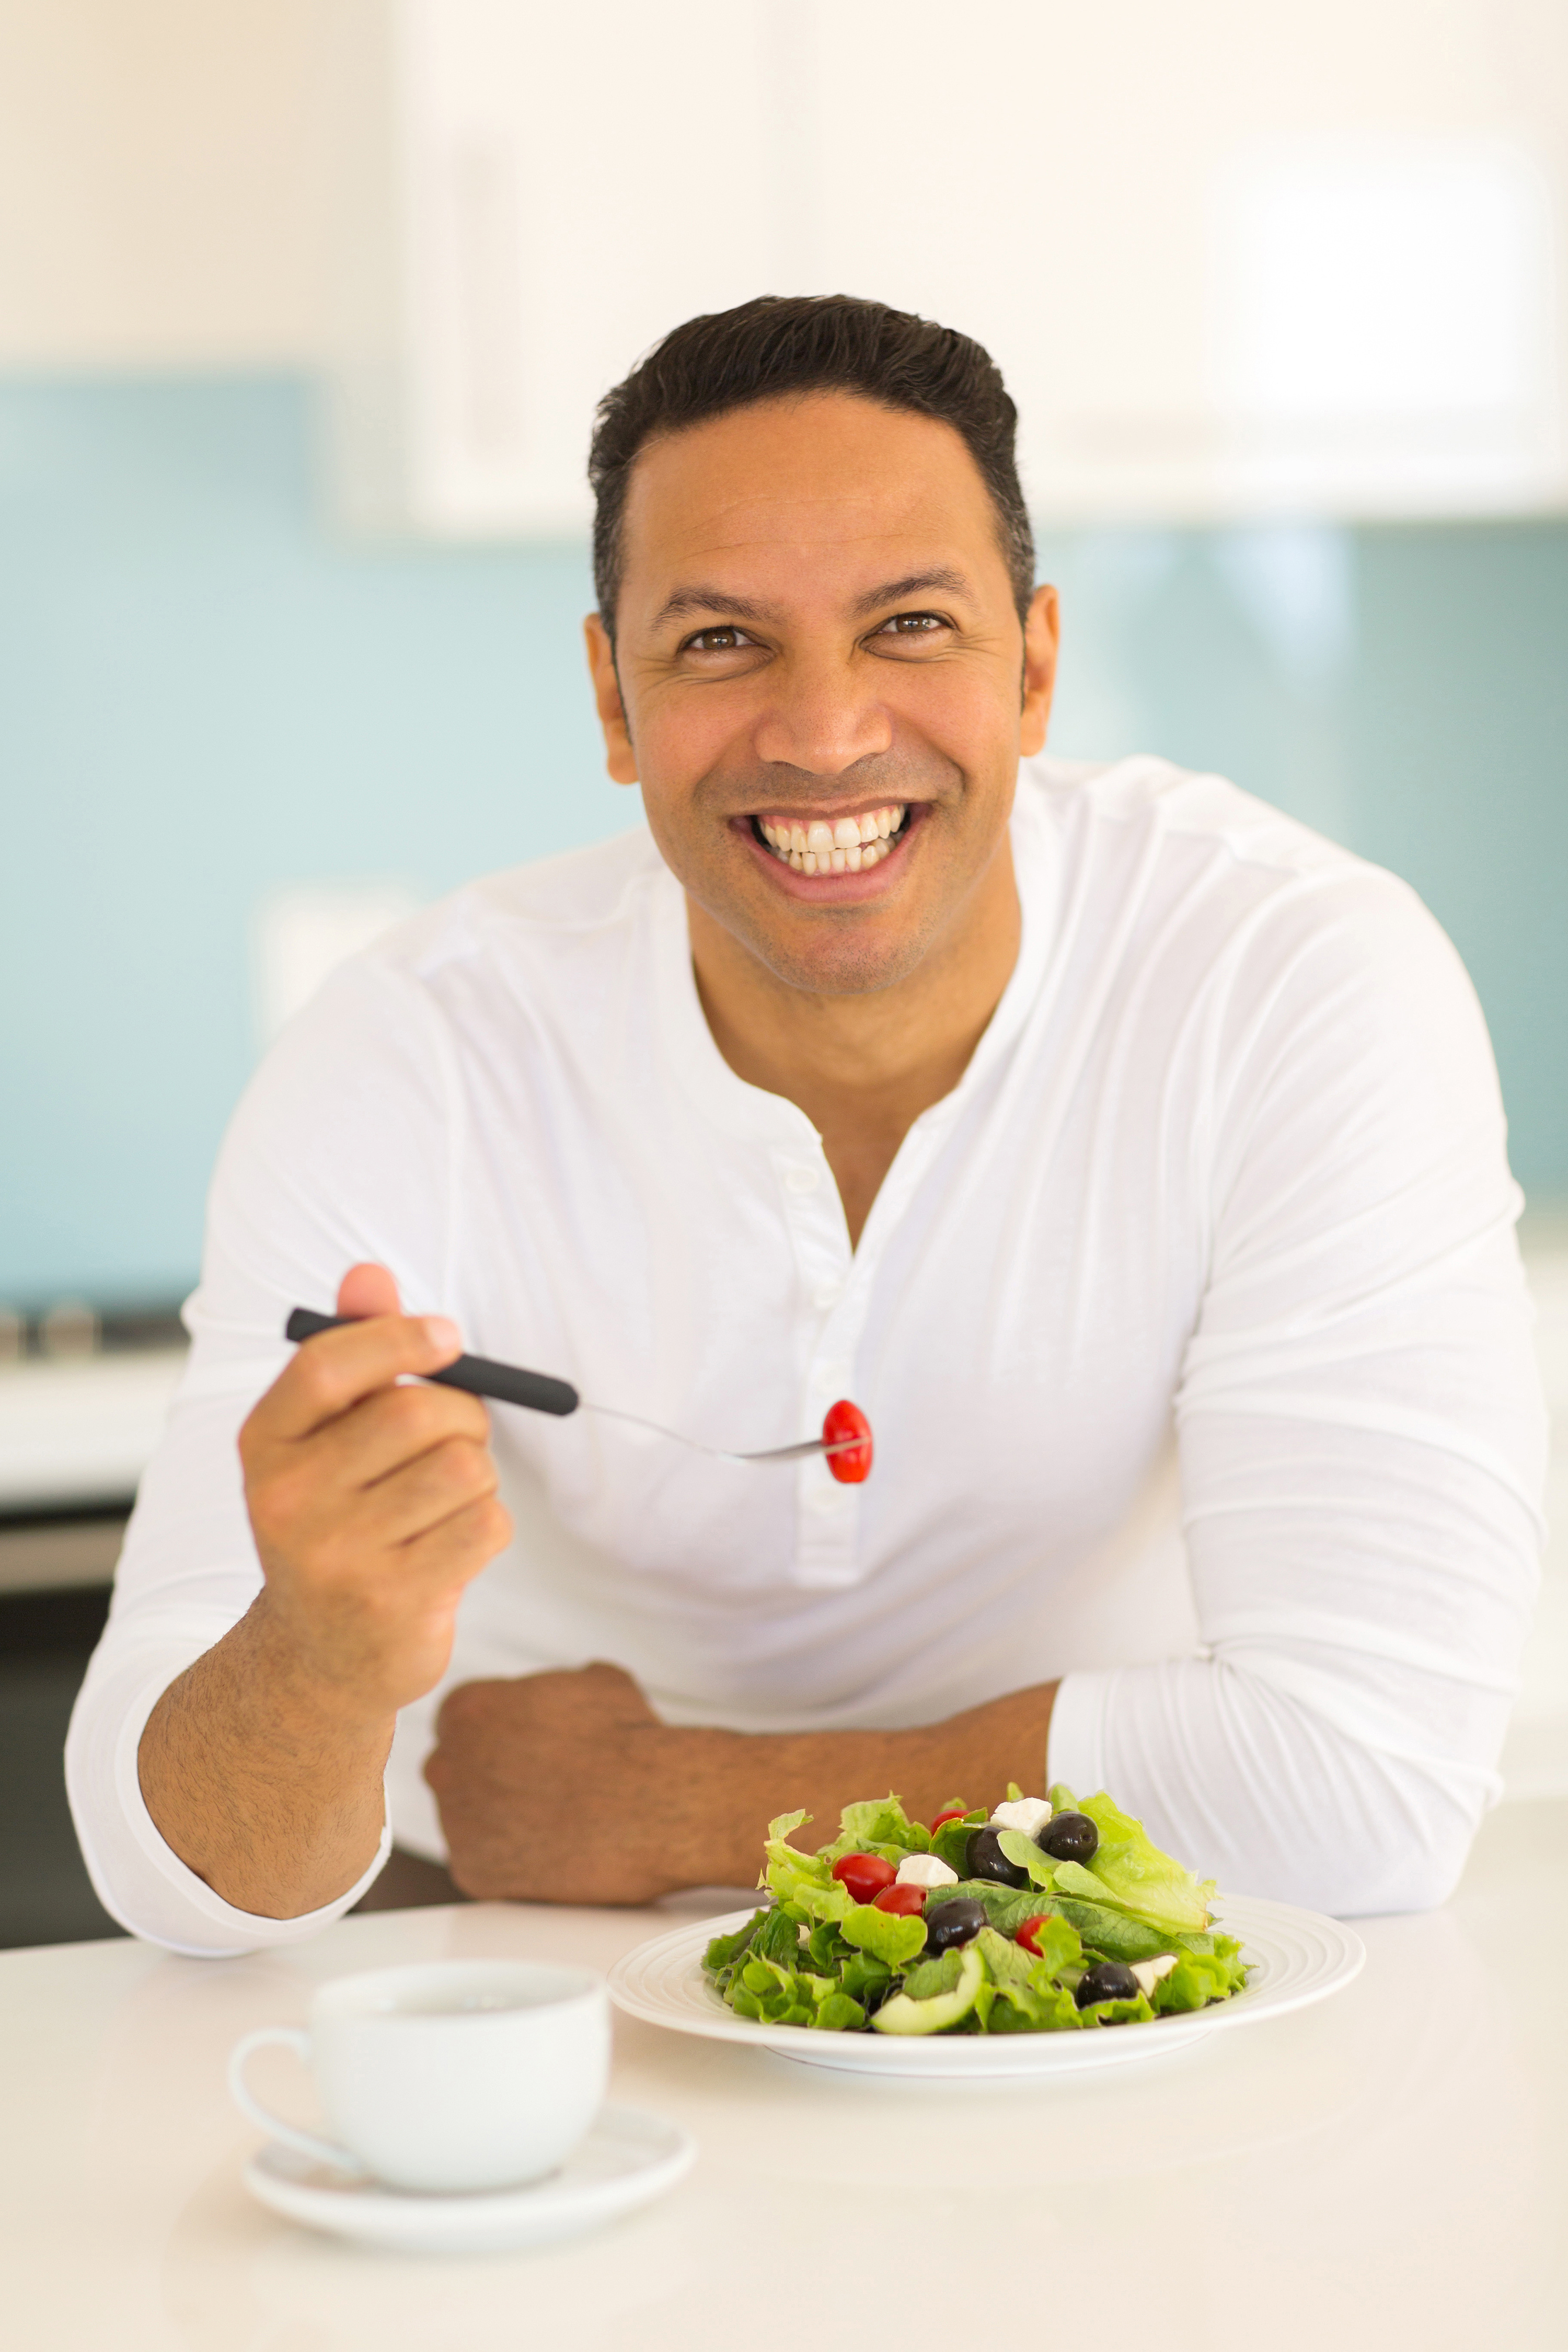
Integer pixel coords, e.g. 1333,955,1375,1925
875,612,948,638
685,626,754,653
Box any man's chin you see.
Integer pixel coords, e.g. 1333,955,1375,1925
695,887,941,999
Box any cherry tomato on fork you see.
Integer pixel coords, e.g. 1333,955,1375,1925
831,1852,896,1904
872,1883,927,1916
823,1399,873,1483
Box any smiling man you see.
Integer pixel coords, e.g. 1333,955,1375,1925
68,296,1544,1951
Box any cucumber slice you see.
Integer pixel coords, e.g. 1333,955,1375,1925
870,1942,984,2035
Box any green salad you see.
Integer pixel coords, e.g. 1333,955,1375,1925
702,1783,1250,2036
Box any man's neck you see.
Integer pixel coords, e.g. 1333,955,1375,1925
688,840,1022,1247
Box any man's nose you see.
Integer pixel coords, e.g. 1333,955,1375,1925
750,648,893,777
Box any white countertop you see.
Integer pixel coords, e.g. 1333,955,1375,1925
0,1348,186,1513
1,1796,1563,2351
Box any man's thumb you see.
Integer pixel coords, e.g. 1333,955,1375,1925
336,1261,403,1320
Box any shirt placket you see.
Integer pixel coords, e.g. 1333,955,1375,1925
772,1105,959,1590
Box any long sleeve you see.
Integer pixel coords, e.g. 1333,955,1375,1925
1048,863,1548,1915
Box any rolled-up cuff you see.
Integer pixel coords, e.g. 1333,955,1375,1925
66,1632,390,1955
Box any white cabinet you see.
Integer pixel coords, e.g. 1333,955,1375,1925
325,0,1568,536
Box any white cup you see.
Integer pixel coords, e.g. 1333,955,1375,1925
228,1958,609,2193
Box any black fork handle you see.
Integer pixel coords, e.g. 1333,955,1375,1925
284,1308,580,1418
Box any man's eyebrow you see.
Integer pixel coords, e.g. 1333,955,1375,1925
851,568,974,617
651,568,977,635
650,586,778,630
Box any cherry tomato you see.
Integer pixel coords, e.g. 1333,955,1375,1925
930,1807,970,1834
823,1399,873,1484
1016,1915,1052,1956
831,1851,896,1903
872,1882,926,1915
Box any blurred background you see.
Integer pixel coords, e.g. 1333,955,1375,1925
2,0,1565,1942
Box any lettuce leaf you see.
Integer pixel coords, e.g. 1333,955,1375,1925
806,1919,852,1972
976,1925,1035,1987
903,1947,967,2002
817,1794,930,1862
1151,1950,1235,2012
1027,1914,1083,1981
762,1819,851,1924
938,1880,1053,1938
1050,1859,1128,1909
1170,1929,1251,1994
702,1910,766,1976
839,1951,893,2008
1079,1791,1214,1934
996,1829,1058,1890
1047,1895,1176,1963
751,1907,804,1967
812,1992,867,2032
839,1902,927,1967
1079,1993,1155,2029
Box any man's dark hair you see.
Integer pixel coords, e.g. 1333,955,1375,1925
588,293,1035,634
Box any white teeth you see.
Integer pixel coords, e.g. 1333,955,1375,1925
759,804,907,874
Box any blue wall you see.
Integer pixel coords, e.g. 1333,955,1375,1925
3,377,1565,1308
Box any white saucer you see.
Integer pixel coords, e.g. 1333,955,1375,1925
243,2103,695,2254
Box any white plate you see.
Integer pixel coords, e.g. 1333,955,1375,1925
243,2103,695,2253
608,1896,1364,2079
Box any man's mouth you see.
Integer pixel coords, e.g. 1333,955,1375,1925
748,802,909,876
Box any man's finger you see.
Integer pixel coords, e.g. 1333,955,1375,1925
338,1261,402,1320
397,1492,514,1589
251,1311,464,1443
321,1380,492,1492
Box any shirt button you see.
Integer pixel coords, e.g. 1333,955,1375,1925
784,1165,821,1195
812,1282,843,1311
810,1487,844,1513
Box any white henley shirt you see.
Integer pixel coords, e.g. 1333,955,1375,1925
66,755,1548,1952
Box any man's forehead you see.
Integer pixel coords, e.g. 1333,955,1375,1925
618,395,1002,614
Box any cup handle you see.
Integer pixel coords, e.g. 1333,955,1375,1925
227,2025,364,2175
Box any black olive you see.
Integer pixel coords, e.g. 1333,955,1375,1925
964,1827,1032,1887
922,1898,988,1955
1074,1960,1140,2008
1035,1810,1099,1864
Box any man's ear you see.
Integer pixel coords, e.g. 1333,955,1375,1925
583,613,639,785
1018,583,1059,758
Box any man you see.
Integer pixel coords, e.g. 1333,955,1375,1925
68,296,1544,1953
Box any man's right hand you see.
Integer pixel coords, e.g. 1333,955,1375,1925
239,1261,513,1716
137,1261,512,1919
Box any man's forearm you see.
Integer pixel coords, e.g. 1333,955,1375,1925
430,1664,1059,1903
688,1680,1060,1885
137,1595,394,1920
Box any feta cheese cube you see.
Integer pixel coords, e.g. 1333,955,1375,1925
895,1853,960,1889
988,1797,1053,1838
1129,1954,1179,1998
